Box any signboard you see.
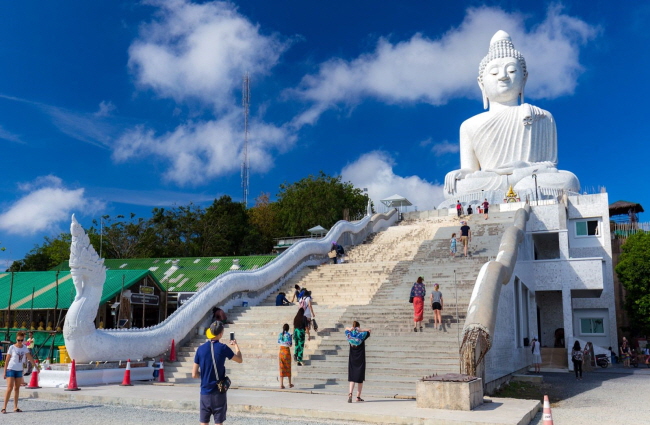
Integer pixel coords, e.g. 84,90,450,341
177,292,194,306
131,293,159,306
140,286,154,295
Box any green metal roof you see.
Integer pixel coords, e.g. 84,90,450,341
55,256,276,292
0,270,163,310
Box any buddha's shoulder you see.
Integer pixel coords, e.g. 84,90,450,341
461,112,491,128
460,112,491,136
461,105,554,131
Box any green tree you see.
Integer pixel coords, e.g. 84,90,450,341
99,213,156,259
203,195,250,256
8,233,73,271
276,172,368,236
615,232,650,334
149,204,207,257
247,192,282,254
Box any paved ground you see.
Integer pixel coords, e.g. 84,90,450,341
1,365,648,424
0,399,357,425
527,366,650,424
2,382,539,425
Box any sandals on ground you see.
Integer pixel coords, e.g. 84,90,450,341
14,408,22,413
348,393,352,403
1,409,6,414
356,397,364,402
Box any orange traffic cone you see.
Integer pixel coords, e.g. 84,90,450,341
542,395,554,424
64,359,81,391
26,360,41,389
158,358,165,382
120,359,133,386
169,339,177,362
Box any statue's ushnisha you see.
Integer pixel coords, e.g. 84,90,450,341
443,30,580,200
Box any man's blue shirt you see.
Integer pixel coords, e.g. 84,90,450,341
275,293,289,306
194,340,234,395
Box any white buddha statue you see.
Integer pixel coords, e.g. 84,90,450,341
443,31,579,198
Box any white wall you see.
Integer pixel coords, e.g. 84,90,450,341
529,258,604,291
573,308,611,348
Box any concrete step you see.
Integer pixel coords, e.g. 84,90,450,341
168,214,514,387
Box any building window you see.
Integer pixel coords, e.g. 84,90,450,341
532,232,560,260
580,318,605,335
576,220,599,237
514,277,521,347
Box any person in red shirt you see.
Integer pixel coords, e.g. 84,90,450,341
482,199,489,220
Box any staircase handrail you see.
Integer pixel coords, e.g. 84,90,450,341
64,210,397,362
459,205,531,377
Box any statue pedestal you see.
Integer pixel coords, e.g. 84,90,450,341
416,377,483,411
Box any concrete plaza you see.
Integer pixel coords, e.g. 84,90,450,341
9,381,539,425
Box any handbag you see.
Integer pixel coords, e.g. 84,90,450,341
409,296,414,303
312,318,319,331
328,251,337,259
210,342,231,393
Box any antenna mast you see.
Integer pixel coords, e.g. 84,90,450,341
241,73,251,207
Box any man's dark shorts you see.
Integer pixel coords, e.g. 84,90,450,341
200,392,227,424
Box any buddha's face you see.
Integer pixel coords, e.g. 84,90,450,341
480,57,526,105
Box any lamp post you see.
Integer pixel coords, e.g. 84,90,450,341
532,170,539,204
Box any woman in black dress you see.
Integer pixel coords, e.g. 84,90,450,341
345,320,371,403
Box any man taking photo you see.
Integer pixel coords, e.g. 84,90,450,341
192,321,243,425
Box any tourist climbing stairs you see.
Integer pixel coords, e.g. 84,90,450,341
167,210,517,397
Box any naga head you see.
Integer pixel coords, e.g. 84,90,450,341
70,214,106,298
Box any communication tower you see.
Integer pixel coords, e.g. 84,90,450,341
241,73,250,207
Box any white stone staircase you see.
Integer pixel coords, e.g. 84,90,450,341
166,211,515,397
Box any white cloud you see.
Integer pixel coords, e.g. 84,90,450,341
94,101,116,117
292,5,597,126
96,187,215,206
129,0,287,110
114,114,294,186
0,125,24,144
0,176,104,235
341,151,444,211
117,0,293,184
0,94,119,149
431,141,460,156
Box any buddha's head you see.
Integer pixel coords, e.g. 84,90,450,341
478,31,528,109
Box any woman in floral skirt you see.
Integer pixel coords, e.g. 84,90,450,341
277,323,294,389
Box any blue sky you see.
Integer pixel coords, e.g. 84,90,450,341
1,1,648,268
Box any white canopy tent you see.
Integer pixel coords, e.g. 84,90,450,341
380,194,413,212
307,225,328,237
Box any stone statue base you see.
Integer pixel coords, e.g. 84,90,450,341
416,377,483,410
438,186,579,210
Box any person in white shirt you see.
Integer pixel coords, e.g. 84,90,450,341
531,336,542,373
3,331,36,413
300,291,316,340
